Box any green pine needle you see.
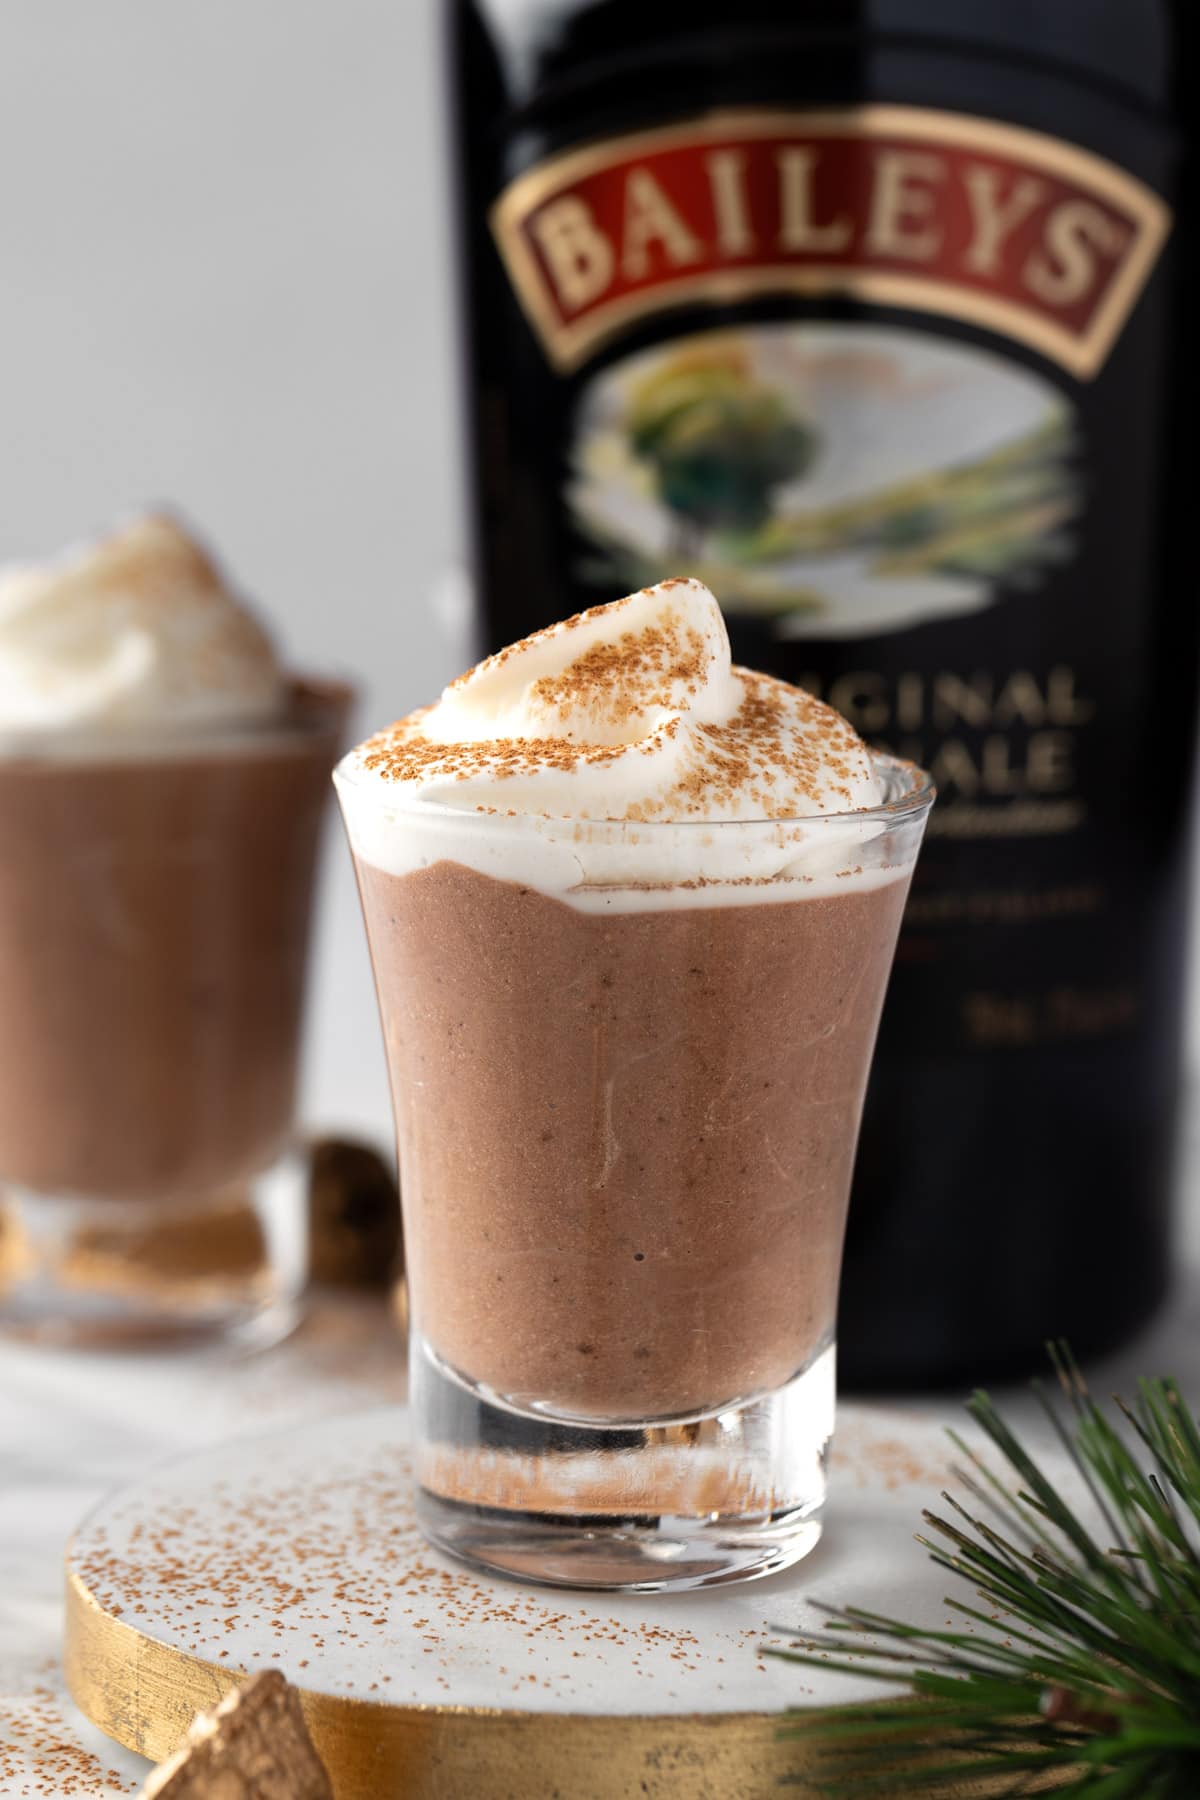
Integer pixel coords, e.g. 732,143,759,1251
771,1345,1200,1797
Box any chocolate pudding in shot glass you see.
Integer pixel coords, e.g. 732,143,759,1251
337,578,931,1589
0,517,352,1345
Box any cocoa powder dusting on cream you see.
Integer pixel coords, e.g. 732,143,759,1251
529,609,707,731
630,672,864,820
359,664,869,820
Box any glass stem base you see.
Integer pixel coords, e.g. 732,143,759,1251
411,1334,835,1591
0,1153,307,1350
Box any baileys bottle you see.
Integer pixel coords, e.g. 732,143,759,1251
443,0,1199,1386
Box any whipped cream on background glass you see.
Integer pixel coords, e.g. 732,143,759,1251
0,515,286,748
337,579,922,910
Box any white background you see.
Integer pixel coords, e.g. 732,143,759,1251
1,0,1197,1152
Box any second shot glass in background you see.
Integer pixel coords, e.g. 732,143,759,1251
0,517,353,1346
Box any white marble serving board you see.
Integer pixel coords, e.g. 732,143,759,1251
7,1221,1197,1792
67,1399,1032,1718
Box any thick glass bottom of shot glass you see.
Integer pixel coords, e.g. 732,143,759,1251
411,1333,835,1592
0,1152,308,1351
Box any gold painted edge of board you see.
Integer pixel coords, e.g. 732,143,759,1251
65,1561,1048,1799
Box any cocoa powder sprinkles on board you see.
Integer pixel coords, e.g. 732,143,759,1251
0,1678,137,1796
57,1403,977,1739
68,1437,803,1707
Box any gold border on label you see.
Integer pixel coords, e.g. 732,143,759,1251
490,106,1172,379
64,1563,1026,1799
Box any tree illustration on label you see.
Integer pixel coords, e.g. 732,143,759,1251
626,345,819,556
569,323,1080,640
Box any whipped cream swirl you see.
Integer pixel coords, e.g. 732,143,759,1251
343,578,881,820
0,515,285,744
336,581,920,911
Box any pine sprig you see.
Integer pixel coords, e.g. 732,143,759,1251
772,1346,1200,1797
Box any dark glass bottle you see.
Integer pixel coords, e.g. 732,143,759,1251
444,0,1198,1388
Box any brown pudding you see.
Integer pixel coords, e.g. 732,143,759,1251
0,682,350,1204
356,857,909,1421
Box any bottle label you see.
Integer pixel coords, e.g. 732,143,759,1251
484,103,1179,1070
492,107,1169,379
565,318,1077,642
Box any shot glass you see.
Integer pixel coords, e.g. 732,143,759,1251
337,753,932,1589
0,680,353,1346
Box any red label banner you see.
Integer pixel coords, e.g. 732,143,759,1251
491,108,1170,378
